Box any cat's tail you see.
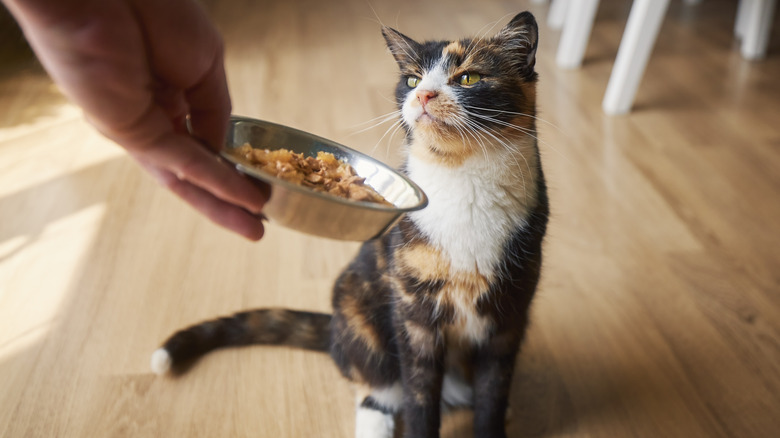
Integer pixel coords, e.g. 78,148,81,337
150,308,331,375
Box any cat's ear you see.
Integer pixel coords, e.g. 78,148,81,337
382,27,420,69
496,12,539,80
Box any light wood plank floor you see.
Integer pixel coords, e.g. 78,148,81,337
2,0,779,437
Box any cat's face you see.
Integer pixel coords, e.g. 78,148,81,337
383,12,539,163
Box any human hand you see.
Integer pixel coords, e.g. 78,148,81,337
2,0,269,240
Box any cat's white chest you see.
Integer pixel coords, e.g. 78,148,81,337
407,155,530,278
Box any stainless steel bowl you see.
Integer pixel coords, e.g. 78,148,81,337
221,116,428,241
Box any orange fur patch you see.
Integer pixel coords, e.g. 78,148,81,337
414,390,428,405
340,295,382,352
409,141,472,168
442,41,466,58
348,364,366,384
438,270,492,311
404,320,436,358
519,81,537,108
354,383,371,401
396,243,450,281
443,308,492,345
439,271,493,344
374,241,388,272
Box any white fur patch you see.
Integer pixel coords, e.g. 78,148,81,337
370,383,403,411
150,348,172,375
407,153,532,277
449,292,493,344
442,372,474,407
355,407,395,438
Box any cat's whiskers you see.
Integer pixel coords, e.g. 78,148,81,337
464,108,571,164
462,104,561,132
370,118,404,157
385,120,407,158
452,117,491,162
466,122,492,163
464,110,570,164
448,118,473,150
347,107,404,158
471,117,534,173
364,2,387,29
455,115,525,200
487,127,533,193
467,112,538,138
351,109,402,127
449,120,469,150
349,110,402,136
460,117,530,200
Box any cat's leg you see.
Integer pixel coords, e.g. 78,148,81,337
398,321,445,438
471,330,522,438
440,340,474,412
355,383,403,438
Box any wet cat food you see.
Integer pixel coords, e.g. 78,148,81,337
230,144,392,206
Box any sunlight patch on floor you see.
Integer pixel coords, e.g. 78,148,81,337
0,203,106,359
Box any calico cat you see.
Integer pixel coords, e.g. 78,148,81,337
151,11,548,438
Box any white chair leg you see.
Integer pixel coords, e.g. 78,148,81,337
555,0,600,69
741,0,777,60
548,0,570,30
602,0,671,115
735,0,753,39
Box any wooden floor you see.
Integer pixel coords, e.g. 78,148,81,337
2,0,779,437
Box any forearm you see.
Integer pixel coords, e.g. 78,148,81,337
2,0,101,30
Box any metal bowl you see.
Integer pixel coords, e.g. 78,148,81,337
221,116,428,241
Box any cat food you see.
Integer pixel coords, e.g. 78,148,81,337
229,144,393,206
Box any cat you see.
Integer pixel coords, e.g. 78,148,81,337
150,11,548,438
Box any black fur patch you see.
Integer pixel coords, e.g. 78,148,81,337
360,396,397,415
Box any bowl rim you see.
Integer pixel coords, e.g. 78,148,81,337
222,115,428,213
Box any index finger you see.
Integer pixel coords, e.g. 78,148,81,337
186,48,232,153
129,127,270,215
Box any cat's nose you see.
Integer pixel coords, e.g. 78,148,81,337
416,90,438,106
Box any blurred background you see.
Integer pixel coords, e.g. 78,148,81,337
1,0,778,437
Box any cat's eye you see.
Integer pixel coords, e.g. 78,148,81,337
407,76,420,88
458,72,481,86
